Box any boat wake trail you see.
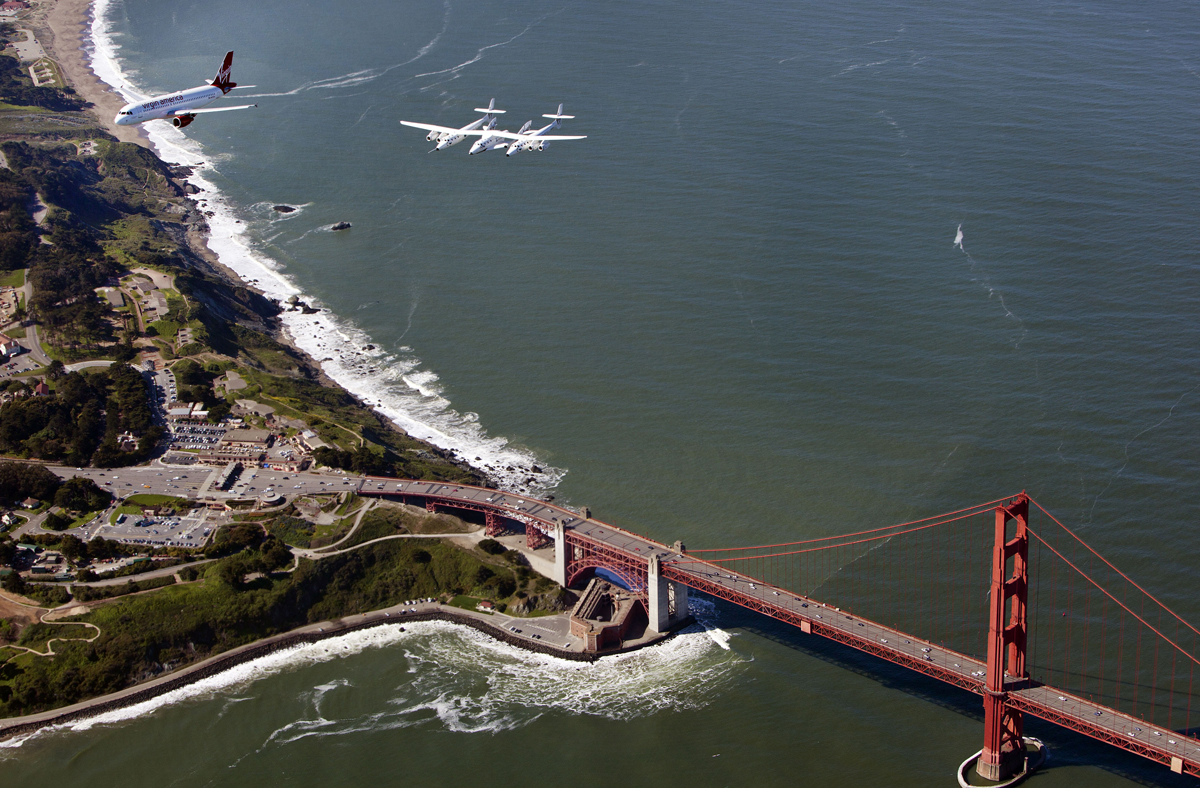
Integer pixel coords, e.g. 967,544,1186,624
955,224,1027,348
1088,383,1200,522
413,5,563,82
241,0,452,98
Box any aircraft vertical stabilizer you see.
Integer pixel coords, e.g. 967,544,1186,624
211,51,236,94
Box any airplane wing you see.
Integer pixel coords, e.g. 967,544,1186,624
400,121,485,135
475,130,587,141
178,104,258,115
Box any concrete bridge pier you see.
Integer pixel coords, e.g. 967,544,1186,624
553,522,567,587
647,554,689,633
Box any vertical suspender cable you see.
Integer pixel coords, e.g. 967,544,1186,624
1187,631,1194,735
1070,556,1080,690
1169,618,1178,731
1152,606,1162,726
1135,597,1144,720
1100,596,1107,704
1083,585,1092,699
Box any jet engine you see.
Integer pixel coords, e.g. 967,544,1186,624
172,114,196,129
535,141,546,152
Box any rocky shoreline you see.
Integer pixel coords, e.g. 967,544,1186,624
0,607,687,742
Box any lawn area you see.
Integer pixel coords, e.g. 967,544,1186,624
0,268,25,288
5,325,25,339
310,518,351,547
109,504,142,524
0,103,50,113
448,594,492,614
68,510,103,529
148,318,180,342
123,494,189,507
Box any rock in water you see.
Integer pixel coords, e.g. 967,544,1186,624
272,205,296,213
330,221,352,231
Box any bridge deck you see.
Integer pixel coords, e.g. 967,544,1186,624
359,477,1200,777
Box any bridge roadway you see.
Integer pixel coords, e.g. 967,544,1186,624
362,477,1200,777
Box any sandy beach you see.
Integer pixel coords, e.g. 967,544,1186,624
32,0,146,146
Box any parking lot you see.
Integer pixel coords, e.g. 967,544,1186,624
0,353,40,378
98,510,212,548
168,423,227,451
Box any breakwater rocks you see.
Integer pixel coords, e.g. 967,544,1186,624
0,608,685,742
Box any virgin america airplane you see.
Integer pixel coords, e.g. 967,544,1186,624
114,52,256,129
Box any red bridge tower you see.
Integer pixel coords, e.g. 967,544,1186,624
979,496,1030,782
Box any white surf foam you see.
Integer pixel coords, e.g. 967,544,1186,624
0,624,416,750
85,0,563,496
2,609,743,748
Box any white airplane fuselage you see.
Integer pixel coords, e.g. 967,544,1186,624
115,84,224,126
429,115,492,150
469,126,513,155
505,119,559,156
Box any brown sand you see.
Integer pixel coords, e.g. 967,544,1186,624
31,0,147,146
0,591,45,628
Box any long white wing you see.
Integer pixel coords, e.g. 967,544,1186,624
400,120,478,134
400,121,586,141
481,130,587,141
180,104,257,115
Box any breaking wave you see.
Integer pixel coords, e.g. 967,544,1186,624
2,603,744,749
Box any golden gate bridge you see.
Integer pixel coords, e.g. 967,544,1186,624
362,479,1199,785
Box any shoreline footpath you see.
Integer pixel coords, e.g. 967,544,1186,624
0,603,690,742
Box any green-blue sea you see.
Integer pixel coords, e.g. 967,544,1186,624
3,0,1199,785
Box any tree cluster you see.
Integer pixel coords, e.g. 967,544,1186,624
0,461,62,503
0,364,163,466
312,445,392,477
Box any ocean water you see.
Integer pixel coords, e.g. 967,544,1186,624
5,0,1200,784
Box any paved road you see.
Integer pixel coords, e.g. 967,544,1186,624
78,559,214,587
65,360,114,373
49,464,365,501
17,280,48,366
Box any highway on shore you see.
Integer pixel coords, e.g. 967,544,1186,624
49,464,366,500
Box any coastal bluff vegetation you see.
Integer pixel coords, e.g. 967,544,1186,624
0,31,562,722
0,36,479,482
0,528,546,718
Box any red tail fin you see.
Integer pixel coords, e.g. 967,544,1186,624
211,51,236,94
